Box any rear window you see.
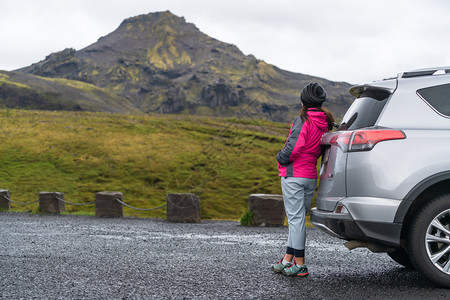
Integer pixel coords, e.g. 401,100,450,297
338,90,390,130
417,83,450,117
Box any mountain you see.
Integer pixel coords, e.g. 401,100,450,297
15,11,353,121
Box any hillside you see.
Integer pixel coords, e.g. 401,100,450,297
16,11,353,121
0,71,140,113
0,109,290,219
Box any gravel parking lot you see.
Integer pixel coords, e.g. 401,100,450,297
0,212,448,299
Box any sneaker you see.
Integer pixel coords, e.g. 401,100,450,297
271,259,292,273
282,264,309,277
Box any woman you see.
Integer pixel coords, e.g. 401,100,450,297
272,82,335,277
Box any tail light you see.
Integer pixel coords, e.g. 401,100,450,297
328,132,353,151
327,129,406,152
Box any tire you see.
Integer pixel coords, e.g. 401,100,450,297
387,247,415,269
408,193,450,288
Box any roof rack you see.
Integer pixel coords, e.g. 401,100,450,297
401,67,450,78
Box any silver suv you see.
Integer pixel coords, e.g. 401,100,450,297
311,67,450,288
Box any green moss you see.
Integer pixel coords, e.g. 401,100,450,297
45,77,96,91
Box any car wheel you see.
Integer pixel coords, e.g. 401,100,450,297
387,247,415,269
408,193,450,288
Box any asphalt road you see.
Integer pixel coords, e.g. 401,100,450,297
0,212,448,299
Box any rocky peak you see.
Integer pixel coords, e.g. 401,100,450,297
120,10,190,28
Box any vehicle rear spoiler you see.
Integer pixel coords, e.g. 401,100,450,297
349,81,397,99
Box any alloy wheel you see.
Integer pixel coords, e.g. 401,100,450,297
425,208,450,275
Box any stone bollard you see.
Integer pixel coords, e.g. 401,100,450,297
248,194,285,226
0,190,11,211
95,191,123,218
166,193,200,223
39,192,65,214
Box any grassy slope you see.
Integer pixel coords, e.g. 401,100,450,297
0,71,140,113
0,109,294,220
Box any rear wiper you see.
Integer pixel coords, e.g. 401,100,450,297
337,112,358,131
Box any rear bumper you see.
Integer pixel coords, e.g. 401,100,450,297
310,207,402,247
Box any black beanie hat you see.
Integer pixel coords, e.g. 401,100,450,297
300,82,327,107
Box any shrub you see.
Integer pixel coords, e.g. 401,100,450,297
240,209,254,226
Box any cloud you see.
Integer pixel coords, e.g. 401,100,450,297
0,0,449,83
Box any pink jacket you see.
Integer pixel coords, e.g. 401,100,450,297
276,110,329,178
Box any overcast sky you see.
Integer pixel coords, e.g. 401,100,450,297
1,0,449,84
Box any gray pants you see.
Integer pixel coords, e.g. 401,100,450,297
281,176,317,252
